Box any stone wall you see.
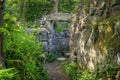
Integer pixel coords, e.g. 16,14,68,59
69,0,120,71
26,27,69,54
34,13,70,54
53,29,69,53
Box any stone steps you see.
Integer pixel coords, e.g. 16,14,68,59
57,57,67,61
57,53,70,61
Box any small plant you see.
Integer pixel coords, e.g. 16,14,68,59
79,70,95,80
0,68,17,80
46,54,57,63
62,61,81,80
54,22,68,32
62,61,95,80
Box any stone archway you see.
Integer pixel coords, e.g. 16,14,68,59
39,12,70,54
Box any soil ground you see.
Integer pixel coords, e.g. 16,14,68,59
44,61,68,80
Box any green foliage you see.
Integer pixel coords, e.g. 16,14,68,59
4,0,19,21
95,65,120,80
62,61,94,80
59,0,77,13
54,22,68,32
5,0,78,22
24,0,53,21
25,21,39,28
46,54,57,63
79,70,95,80
73,0,92,12
3,26,49,80
23,0,79,21
4,1,49,80
0,68,17,80
0,28,8,33
104,17,120,52
62,61,81,80
93,16,120,54
62,61,120,80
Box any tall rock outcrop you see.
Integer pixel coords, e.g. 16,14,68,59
69,0,120,71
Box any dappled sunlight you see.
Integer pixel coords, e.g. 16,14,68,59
0,0,120,80
117,53,120,65
88,60,95,71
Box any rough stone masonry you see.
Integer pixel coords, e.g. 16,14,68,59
28,13,70,54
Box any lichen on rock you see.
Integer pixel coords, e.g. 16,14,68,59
69,0,120,71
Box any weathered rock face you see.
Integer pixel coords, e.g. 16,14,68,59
69,0,120,71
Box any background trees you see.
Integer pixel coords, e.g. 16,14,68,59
19,0,77,21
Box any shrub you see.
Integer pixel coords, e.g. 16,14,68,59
46,54,57,63
4,26,49,80
62,61,120,80
62,61,81,80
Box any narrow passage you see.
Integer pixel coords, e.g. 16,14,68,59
45,61,68,80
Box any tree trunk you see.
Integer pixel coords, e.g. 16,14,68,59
18,0,25,20
53,0,58,13
0,0,5,69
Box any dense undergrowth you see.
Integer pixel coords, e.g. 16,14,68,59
1,23,48,80
0,0,50,79
62,61,120,80
0,21,49,80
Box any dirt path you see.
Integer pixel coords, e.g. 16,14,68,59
44,61,68,80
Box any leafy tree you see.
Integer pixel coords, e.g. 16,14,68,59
23,0,53,21
59,0,77,13
20,0,78,21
